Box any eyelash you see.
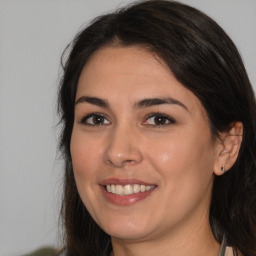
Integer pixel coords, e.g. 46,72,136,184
79,112,176,127
80,113,111,126
143,112,176,127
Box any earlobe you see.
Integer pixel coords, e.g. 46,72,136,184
213,122,243,176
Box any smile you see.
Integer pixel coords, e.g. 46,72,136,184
106,184,155,195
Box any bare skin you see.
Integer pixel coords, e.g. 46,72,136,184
71,46,242,256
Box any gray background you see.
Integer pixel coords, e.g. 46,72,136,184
0,0,255,255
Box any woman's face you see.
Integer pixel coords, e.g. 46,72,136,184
70,46,221,242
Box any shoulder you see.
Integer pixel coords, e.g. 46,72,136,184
23,247,60,256
225,246,243,256
225,246,234,256
58,251,67,256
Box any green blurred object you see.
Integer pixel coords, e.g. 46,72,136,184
23,246,59,256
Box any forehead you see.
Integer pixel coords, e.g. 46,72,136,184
78,45,171,89
76,46,203,113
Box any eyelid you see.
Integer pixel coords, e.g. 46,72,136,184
79,112,111,126
78,112,175,127
143,112,176,126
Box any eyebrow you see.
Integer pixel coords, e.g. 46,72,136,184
75,96,109,108
134,97,189,111
75,96,188,111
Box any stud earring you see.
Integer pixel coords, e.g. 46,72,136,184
221,165,226,173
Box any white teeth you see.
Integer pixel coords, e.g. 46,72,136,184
133,184,140,193
146,185,154,191
124,184,133,195
105,184,155,195
115,185,123,195
111,184,116,194
141,185,146,192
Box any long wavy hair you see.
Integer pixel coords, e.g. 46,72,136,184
58,1,256,255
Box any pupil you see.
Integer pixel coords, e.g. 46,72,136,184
93,116,103,124
154,116,166,125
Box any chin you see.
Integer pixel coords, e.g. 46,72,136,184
97,214,155,241
107,227,153,241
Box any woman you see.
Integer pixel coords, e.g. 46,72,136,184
58,1,256,255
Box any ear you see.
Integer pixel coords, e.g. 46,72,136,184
213,122,243,176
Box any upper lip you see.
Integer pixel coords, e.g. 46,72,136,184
100,178,156,186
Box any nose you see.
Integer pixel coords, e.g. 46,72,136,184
103,124,143,168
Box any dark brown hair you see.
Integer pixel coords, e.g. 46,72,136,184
58,1,256,255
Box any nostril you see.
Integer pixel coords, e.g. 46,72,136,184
104,159,136,167
122,159,136,166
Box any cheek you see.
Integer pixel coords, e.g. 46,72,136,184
70,130,101,180
146,126,215,184
146,129,215,219
70,130,103,217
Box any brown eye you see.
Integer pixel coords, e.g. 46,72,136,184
153,116,168,125
144,113,175,126
81,114,110,126
92,115,105,125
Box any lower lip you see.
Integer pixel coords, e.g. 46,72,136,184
100,186,156,206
